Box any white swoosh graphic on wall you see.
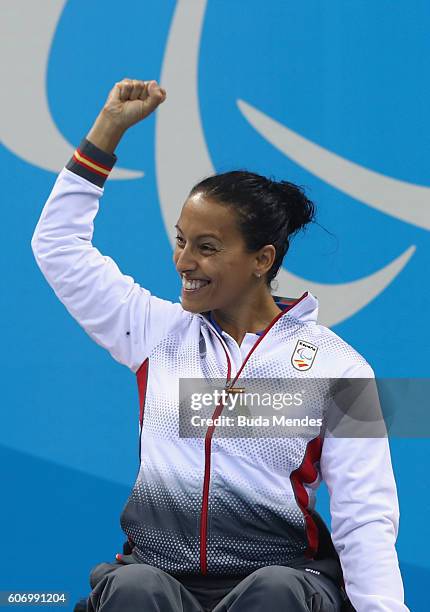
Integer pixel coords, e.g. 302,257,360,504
276,247,415,326
1,0,142,180
156,0,415,326
238,100,430,231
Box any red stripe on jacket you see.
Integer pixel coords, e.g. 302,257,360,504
290,436,323,557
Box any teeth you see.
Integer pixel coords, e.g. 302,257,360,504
182,277,210,290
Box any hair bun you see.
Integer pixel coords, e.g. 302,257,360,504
268,179,315,236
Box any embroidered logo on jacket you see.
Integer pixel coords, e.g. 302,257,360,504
291,340,318,371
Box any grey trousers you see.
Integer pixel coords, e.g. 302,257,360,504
87,559,344,612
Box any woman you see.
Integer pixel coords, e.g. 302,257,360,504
32,79,407,612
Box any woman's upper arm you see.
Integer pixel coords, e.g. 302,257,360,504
31,147,187,372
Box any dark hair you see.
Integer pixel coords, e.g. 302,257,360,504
189,170,315,285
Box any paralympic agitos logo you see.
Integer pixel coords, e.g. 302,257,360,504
2,0,427,326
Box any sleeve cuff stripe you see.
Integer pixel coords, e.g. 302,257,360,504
72,155,109,178
74,149,112,176
76,147,113,171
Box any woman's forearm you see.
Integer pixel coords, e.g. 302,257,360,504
86,111,126,154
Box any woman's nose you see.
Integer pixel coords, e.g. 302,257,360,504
175,246,197,273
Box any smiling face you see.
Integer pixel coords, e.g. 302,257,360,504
173,192,264,314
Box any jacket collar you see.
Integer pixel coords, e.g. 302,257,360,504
197,291,319,336
276,291,319,324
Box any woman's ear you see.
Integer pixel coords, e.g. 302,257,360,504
255,244,276,276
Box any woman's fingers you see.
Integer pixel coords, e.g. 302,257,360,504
129,79,145,101
119,78,133,101
113,78,165,104
143,80,157,99
144,80,166,101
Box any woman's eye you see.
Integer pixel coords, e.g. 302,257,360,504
175,235,185,245
200,244,216,252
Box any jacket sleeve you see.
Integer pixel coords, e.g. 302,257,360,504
320,363,408,612
31,139,189,372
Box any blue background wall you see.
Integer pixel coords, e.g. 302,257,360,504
1,1,429,609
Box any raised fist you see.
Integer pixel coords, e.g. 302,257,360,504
102,78,167,131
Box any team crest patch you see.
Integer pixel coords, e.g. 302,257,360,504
291,340,318,371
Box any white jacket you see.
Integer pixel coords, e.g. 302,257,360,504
31,141,408,612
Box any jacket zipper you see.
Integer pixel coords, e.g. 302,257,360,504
198,306,291,574
199,330,232,574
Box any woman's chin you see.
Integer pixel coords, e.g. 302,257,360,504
181,298,209,314
181,286,214,313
